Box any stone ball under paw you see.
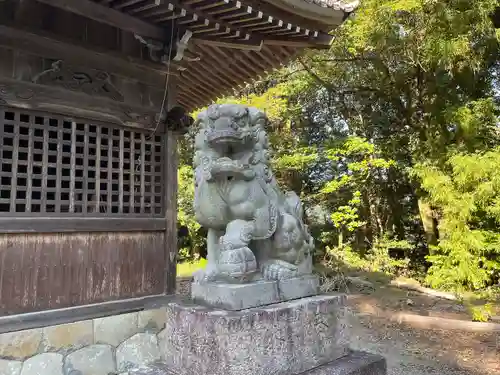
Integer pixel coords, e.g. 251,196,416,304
218,246,257,277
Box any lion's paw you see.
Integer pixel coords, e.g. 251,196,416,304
218,246,257,278
193,266,218,283
261,260,299,281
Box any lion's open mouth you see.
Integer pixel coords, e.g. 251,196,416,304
206,129,244,144
210,158,255,181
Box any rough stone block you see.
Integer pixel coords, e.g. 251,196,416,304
0,359,22,375
64,344,115,375
94,312,138,346
191,279,279,310
175,277,192,297
119,351,386,375
279,275,319,301
42,320,93,353
0,328,43,360
116,333,161,372
191,275,320,310
20,353,63,375
163,294,349,375
138,309,167,333
156,329,167,361
306,351,386,375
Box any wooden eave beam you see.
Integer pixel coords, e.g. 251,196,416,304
179,43,298,109
184,63,229,92
237,49,267,71
211,0,314,39
175,44,298,110
192,35,263,50
34,0,332,53
265,0,349,26
34,0,166,40
193,44,245,85
255,45,281,66
240,0,332,32
181,71,221,103
262,33,333,48
0,24,178,88
154,0,251,39
209,45,258,82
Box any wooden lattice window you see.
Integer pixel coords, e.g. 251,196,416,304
0,108,164,217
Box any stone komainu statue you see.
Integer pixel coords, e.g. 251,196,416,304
193,104,314,282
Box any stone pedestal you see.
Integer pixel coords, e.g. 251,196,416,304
162,294,351,375
130,351,387,375
191,275,320,310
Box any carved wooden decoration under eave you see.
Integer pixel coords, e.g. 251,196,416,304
0,77,159,130
32,60,124,102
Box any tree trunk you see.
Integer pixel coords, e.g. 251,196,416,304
387,169,405,239
368,190,383,237
418,198,438,248
362,191,375,245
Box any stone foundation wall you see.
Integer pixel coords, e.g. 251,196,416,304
0,308,168,375
0,279,194,375
175,277,192,297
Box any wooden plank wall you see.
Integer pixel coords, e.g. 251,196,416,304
163,84,179,296
0,2,180,317
0,232,165,315
0,104,173,315
0,105,171,315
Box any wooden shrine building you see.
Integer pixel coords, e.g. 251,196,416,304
0,0,357,331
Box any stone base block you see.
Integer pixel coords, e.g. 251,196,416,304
162,294,350,375
127,351,387,375
191,274,319,310
307,351,387,375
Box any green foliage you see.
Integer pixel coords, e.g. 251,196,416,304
469,303,495,322
177,258,207,277
367,236,412,275
330,192,365,233
176,0,500,299
177,165,196,228
298,0,499,293
316,136,396,249
415,148,500,291
177,165,203,261
322,236,411,276
296,0,499,162
273,147,318,171
322,244,368,274
192,83,294,125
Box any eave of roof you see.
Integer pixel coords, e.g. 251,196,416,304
176,44,300,110
265,0,359,28
41,0,358,110
172,0,358,110
86,0,342,48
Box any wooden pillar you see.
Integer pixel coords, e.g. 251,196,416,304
164,76,179,295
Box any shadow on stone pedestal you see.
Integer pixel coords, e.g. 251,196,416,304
129,351,386,375
156,293,387,375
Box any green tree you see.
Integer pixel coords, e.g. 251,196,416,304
177,0,500,294
276,0,500,289
415,148,500,291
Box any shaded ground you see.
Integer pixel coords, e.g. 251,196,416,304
344,284,499,375
177,260,499,374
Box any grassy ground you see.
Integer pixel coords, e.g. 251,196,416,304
176,258,207,277
175,257,499,320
